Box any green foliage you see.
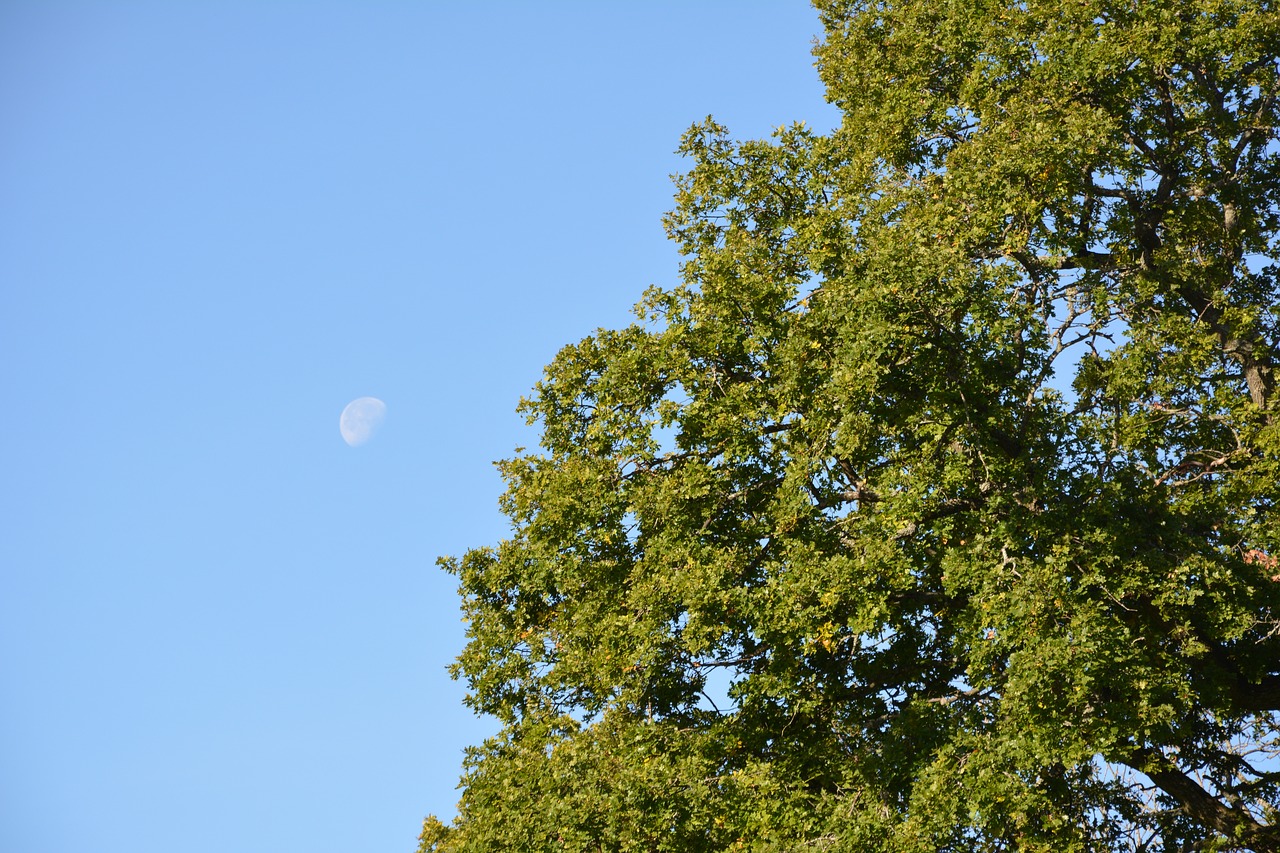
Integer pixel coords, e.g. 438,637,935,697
426,1,1280,849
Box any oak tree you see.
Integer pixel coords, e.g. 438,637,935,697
425,1,1280,849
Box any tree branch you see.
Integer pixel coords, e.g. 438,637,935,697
1128,746,1280,847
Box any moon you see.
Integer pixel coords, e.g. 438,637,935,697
339,397,386,446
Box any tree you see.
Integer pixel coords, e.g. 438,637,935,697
424,1,1280,849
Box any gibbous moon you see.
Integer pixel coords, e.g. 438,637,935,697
339,396,386,446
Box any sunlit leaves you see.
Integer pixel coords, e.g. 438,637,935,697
428,1,1280,850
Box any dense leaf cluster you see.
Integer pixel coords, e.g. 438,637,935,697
426,1,1280,849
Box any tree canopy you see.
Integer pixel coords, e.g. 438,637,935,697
424,1,1280,849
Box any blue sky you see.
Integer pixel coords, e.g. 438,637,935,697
0,4,837,852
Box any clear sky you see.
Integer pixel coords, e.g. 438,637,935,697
0,3,837,851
